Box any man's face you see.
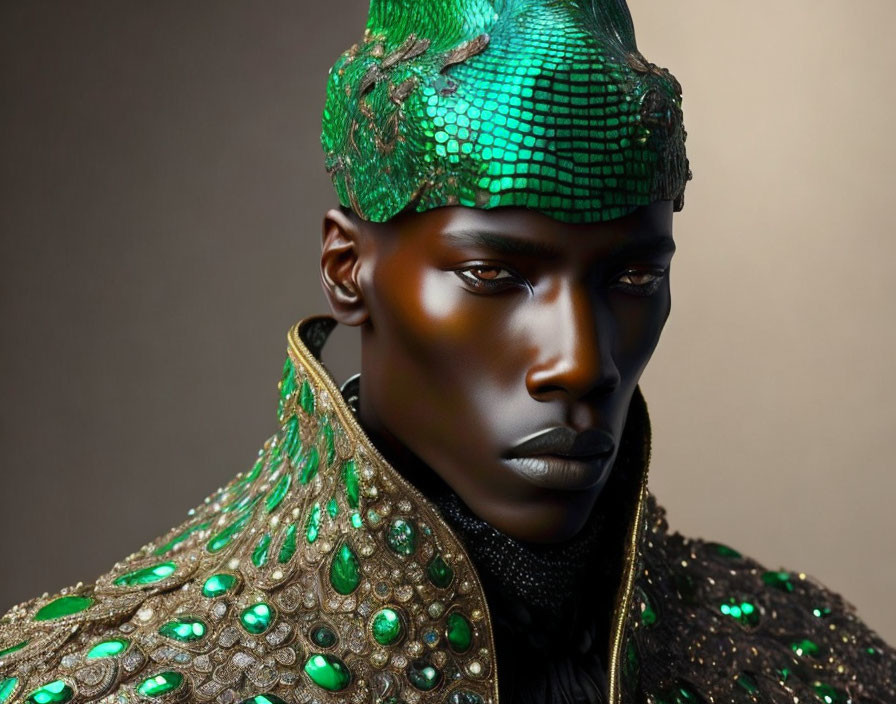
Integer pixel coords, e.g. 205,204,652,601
345,200,674,543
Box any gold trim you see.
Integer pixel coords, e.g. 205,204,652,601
606,407,652,704
288,316,501,704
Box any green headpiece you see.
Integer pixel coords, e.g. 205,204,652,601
321,0,691,224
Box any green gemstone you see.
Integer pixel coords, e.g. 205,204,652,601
719,599,759,627
350,511,363,529
311,626,338,648
326,498,339,518
407,658,442,691
371,608,404,646
426,554,454,589
329,541,362,595
299,446,320,485
342,460,360,508
813,682,849,704
813,606,833,619
252,534,272,567
735,673,759,694
386,518,417,556
278,523,298,563
445,612,473,653
159,618,207,642
245,456,264,483
707,542,742,559
284,416,301,464
24,680,73,704
86,638,129,659
34,595,94,621
136,672,184,698
202,573,238,598
866,646,883,658
240,603,274,634
624,640,639,683
152,521,210,556
299,379,316,414
322,421,336,466
239,695,288,704
637,587,658,626
656,681,706,704
762,570,795,593
304,653,352,691
0,640,27,658
280,359,297,400
207,512,253,553
306,502,322,544
0,678,17,704
265,473,292,514
113,562,177,587
792,639,821,658
777,668,792,683
446,692,484,704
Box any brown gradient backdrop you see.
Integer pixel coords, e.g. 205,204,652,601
1,1,894,643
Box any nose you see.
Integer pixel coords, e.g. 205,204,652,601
525,281,620,403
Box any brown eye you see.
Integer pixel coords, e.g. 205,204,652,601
454,265,525,292
618,271,659,286
613,268,668,296
470,267,511,281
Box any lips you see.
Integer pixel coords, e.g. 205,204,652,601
503,426,615,461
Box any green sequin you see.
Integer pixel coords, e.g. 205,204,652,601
719,599,759,627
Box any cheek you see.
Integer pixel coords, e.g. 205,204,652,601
613,290,671,377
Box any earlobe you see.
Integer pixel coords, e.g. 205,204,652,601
320,208,369,326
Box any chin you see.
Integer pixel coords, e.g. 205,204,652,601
471,488,598,545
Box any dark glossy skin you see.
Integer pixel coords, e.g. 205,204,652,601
319,201,675,543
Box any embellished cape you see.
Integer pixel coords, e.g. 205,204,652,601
0,316,893,704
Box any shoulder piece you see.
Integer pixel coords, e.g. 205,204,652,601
622,495,896,703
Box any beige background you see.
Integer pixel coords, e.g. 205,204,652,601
1,1,894,644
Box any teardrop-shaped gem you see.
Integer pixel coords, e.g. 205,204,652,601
299,379,316,414
278,523,298,564
86,639,130,659
342,460,360,508
159,618,207,642
202,573,239,598
762,570,795,593
386,518,417,556
152,521,210,556
266,473,292,515
329,541,362,595
24,680,73,704
326,498,339,519
0,640,28,658
719,599,759,627
252,534,272,567
305,502,322,544
240,695,288,704
707,542,742,559
426,554,454,589
0,678,17,704
792,639,821,658
245,456,264,484
34,595,94,622
279,358,297,402
299,446,320,485
303,653,352,691
371,608,404,646
113,562,176,587
813,682,849,703
136,672,184,698
407,658,442,691
310,626,338,648
207,511,253,553
637,587,659,626
322,421,336,466
240,603,274,634
735,672,759,694
445,612,473,653
284,416,301,465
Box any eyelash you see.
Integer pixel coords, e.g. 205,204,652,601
454,265,669,296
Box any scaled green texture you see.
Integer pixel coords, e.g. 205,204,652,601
321,0,690,224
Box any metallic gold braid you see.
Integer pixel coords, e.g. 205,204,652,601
321,0,691,225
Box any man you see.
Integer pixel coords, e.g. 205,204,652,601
0,1,892,703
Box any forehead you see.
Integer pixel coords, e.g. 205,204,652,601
372,201,675,258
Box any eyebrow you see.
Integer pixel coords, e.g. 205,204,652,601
440,230,675,258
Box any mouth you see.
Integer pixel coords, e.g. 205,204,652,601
501,426,616,490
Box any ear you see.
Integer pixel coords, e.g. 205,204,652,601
320,207,369,326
